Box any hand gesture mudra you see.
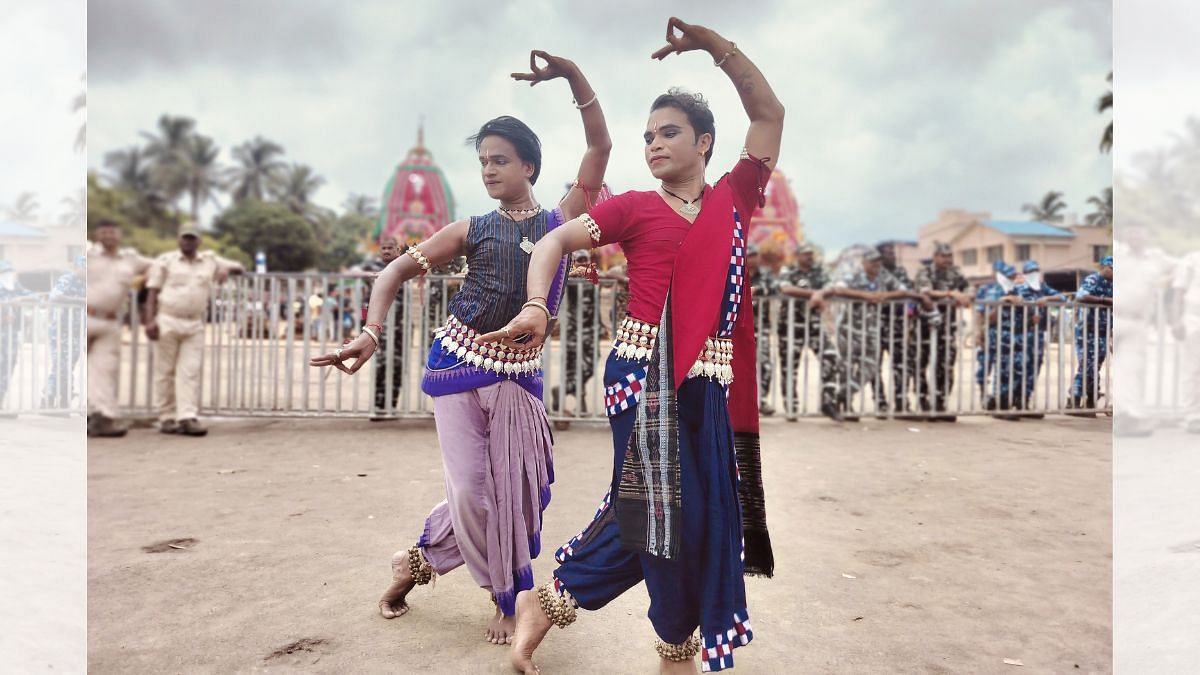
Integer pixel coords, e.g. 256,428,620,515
474,306,550,351
310,332,377,375
651,17,722,60
511,50,576,86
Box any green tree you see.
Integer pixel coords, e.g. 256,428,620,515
214,199,319,271
3,191,40,224
142,114,197,207
59,188,86,228
1098,72,1112,154
271,163,326,217
229,136,286,203
316,212,373,271
1021,191,1067,223
182,134,223,221
343,193,380,220
1084,187,1112,228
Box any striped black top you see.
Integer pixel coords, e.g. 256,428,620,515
448,209,551,333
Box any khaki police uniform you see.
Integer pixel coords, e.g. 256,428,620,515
86,243,153,419
146,250,236,422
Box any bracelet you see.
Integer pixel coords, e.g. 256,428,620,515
361,326,380,346
522,300,552,322
580,213,602,243
406,246,432,272
527,295,548,305
573,94,598,110
713,41,739,67
365,322,384,334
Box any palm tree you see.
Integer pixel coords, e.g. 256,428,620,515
73,72,86,153
271,163,326,216
59,188,86,227
141,115,197,206
2,192,40,224
1021,191,1068,222
104,146,155,194
1098,72,1112,153
181,134,223,221
228,136,286,203
343,193,380,219
1084,187,1112,227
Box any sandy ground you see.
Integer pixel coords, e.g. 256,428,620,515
0,416,87,673
87,415,1115,674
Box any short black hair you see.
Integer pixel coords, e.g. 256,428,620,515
467,116,542,184
650,88,716,166
95,219,119,229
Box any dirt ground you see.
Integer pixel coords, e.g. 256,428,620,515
86,414,1113,674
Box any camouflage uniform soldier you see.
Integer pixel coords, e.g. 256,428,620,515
1068,256,1113,415
362,235,407,419
828,250,922,416
1013,259,1067,417
747,244,779,414
978,262,1024,416
912,243,970,421
42,256,88,409
560,251,598,413
974,261,1017,409
776,241,842,420
877,242,915,413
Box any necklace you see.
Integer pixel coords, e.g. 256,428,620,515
498,204,542,254
661,186,705,215
498,204,542,219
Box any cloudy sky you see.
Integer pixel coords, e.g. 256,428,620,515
0,0,85,225
84,0,1112,250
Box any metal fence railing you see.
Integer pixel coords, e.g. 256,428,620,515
6,274,1160,423
0,298,87,416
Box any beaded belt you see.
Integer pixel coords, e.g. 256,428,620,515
612,316,734,385
433,314,543,375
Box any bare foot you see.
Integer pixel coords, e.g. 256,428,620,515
510,590,552,674
486,605,517,645
378,550,416,619
659,657,700,674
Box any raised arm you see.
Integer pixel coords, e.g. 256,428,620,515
651,17,784,171
310,219,469,373
513,51,612,222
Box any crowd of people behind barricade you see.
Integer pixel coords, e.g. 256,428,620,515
10,217,1194,437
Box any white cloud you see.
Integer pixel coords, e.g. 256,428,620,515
86,0,1111,250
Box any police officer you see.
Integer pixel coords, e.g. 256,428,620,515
912,242,971,421
776,241,841,420
1013,260,1067,418
828,249,929,417
144,222,245,436
1067,256,1113,416
747,243,779,414
362,235,408,419
42,255,87,409
877,241,915,413
0,260,36,415
86,220,155,437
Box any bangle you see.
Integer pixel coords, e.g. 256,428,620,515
522,300,552,322
406,246,432,272
573,94,598,110
361,326,380,346
713,41,739,67
365,322,384,334
527,295,548,305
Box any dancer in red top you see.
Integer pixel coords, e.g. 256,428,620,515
479,18,783,673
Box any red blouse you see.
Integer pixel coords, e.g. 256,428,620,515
590,157,768,322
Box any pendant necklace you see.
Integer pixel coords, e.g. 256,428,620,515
498,204,542,254
661,185,705,215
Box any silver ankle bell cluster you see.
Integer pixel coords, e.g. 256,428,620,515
613,316,734,386
434,315,543,376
